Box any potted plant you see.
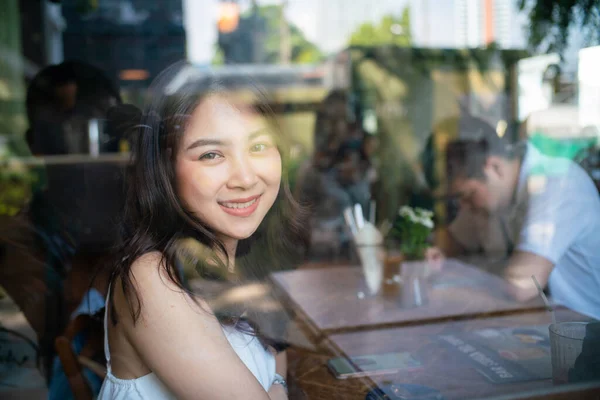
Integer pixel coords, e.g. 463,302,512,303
389,206,434,260
379,206,435,303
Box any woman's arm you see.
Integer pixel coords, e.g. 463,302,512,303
267,351,288,400
274,350,287,377
118,253,271,400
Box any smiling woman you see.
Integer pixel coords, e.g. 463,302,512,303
95,61,308,400
175,95,283,255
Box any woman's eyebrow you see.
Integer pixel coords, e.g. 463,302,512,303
185,128,271,151
186,138,226,151
248,128,271,141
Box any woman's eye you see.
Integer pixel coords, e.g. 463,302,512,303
199,152,222,161
251,143,269,152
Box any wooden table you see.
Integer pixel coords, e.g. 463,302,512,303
288,309,599,400
271,259,545,335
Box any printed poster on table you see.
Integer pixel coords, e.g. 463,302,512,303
437,325,551,383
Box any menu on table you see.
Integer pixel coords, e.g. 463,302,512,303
437,325,552,383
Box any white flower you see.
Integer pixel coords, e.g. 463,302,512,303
414,207,434,219
398,205,435,229
399,206,413,217
419,217,434,229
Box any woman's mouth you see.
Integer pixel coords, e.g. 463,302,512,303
218,195,261,217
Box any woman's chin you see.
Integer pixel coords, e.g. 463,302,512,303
224,227,258,242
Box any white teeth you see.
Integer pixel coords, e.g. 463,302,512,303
221,198,257,209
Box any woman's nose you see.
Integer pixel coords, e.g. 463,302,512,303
227,154,258,190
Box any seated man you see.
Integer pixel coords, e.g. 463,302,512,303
436,120,600,320
440,204,513,276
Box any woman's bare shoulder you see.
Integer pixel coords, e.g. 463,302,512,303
130,251,212,318
114,251,197,325
129,251,165,276
127,251,181,291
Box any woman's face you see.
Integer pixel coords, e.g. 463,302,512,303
175,95,282,251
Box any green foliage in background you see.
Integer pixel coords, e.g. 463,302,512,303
348,7,411,47
518,0,600,53
349,47,527,223
73,0,99,14
0,146,39,217
242,5,323,64
390,206,434,259
211,46,226,66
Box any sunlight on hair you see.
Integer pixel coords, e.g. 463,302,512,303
208,283,270,311
176,237,229,278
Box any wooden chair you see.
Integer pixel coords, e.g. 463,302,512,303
54,313,106,400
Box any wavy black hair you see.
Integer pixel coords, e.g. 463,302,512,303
103,62,308,328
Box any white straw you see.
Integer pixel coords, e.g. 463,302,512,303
369,200,376,224
343,207,358,237
532,275,556,325
354,204,365,229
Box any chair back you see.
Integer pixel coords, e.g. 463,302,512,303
54,314,106,400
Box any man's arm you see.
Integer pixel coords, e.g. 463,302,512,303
503,250,554,302
441,208,488,257
506,163,596,303
434,226,466,257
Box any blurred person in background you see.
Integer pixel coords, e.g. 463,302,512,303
436,118,515,274
329,132,374,213
97,61,307,399
25,60,123,284
295,90,351,260
312,89,348,156
26,60,122,155
24,60,122,301
23,61,122,393
296,89,379,261
433,118,600,320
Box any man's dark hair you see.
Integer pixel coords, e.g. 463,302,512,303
446,117,517,182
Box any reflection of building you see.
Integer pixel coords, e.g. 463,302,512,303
579,46,600,131
453,0,516,48
454,0,484,48
493,0,512,49
218,6,268,65
517,54,561,121
61,0,186,88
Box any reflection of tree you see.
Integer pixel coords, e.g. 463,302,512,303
351,48,426,222
0,0,27,138
519,0,600,53
350,47,527,222
217,5,323,64
349,8,411,47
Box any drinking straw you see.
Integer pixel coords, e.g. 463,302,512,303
369,200,376,224
532,275,556,326
343,207,358,237
354,204,365,229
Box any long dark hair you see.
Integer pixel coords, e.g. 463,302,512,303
104,62,308,327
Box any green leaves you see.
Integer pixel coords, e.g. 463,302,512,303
519,0,600,53
389,206,434,259
349,7,412,47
